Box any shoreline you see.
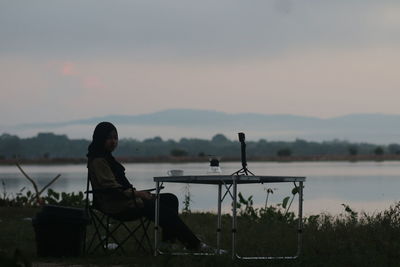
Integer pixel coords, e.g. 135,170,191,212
1,154,400,165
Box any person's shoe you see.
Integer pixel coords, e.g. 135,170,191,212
216,248,228,255
198,242,228,254
159,241,181,252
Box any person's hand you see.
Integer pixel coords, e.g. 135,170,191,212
135,190,154,200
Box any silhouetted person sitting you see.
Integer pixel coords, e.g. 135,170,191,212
86,122,203,250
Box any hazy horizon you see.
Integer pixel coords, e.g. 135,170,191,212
2,109,400,144
4,108,400,126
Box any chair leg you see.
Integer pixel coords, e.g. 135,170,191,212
87,210,109,254
86,209,153,255
87,210,122,254
137,218,152,254
112,217,152,254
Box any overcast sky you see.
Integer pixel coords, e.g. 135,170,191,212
1,0,400,126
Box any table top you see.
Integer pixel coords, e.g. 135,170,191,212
154,175,305,184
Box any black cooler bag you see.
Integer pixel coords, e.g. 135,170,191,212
32,205,89,257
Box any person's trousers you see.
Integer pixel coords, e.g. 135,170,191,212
113,193,200,249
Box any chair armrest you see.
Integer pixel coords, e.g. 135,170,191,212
86,186,164,194
144,186,165,192
85,186,128,194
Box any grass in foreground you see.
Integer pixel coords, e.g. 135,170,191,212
2,203,400,267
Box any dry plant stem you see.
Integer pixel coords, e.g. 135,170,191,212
16,162,62,205
16,162,41,204
37,174,61,196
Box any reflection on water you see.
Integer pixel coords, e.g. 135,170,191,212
1,161,400,215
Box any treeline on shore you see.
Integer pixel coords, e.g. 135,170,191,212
1,132,400,162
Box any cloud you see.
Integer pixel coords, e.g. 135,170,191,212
83,76,105,89
61,62,77,76
58,61,105,89
1,1,399,60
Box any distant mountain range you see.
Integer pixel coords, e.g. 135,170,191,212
3,109,400,144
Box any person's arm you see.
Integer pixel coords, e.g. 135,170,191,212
91,158,134,198
134,190,154,200
91,158,153,200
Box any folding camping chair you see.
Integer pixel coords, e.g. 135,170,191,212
84,175,153,255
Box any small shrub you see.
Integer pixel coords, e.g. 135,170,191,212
170,149,188,157
374,146,384,155
348,146,358,156
277,148,292,157
181,184,192,214
0,186,86,207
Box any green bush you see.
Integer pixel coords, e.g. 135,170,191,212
0,187,86,208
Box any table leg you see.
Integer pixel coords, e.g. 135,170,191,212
217,184,222,254
154,181,160,256
232,179,237,260
297,181,304,257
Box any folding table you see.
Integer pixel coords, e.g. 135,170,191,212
154,174,305,260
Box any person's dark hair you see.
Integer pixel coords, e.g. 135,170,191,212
87,122,132,188
87,121,117,159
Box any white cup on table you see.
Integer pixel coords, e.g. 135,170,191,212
167,169,184,176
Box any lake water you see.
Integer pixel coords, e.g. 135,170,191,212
1,161,400,216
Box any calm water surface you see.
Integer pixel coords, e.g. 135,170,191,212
1,161,400,215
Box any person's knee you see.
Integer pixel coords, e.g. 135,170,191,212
165,193,178,202
162,193,179,207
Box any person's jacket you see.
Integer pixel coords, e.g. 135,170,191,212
88,157,143,214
